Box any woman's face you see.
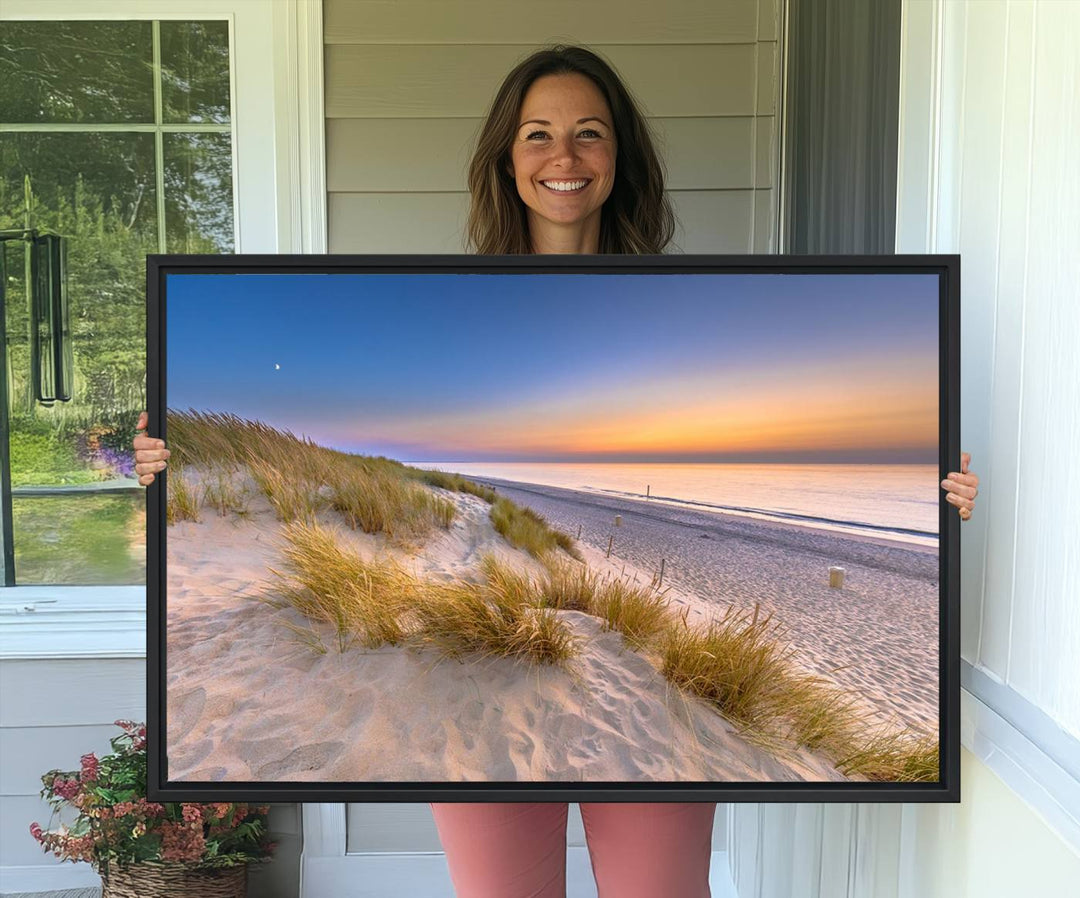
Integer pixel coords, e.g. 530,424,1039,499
508,73,617,237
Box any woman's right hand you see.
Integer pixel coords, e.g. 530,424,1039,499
133,411,170,487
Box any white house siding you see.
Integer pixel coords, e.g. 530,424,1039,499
324,0,781,255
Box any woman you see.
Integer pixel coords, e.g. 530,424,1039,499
134,45,979,898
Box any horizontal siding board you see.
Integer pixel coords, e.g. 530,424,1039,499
0,724,123,795
0,659,145,727
669,189,756,253
329,192,470,253
328,188,757,255
326,117,761,193
657,117,757,188
324,0,759,45
326,119,479,193
2,794,81,866
326,44,758,118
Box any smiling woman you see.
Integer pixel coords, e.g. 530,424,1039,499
507,73,617,252
465,45,674,255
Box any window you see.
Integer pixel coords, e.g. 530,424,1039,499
0,18,234,585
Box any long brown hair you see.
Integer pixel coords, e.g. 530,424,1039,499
465,45,676,255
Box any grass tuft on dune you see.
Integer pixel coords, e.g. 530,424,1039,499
266,520,413,651
656,604,939,781
265,525,576,666
413,556,577,666
490,496,582,561
165,410,476,540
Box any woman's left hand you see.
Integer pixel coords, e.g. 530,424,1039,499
941,452,979,521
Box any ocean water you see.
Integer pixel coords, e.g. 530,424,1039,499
412,462,940,546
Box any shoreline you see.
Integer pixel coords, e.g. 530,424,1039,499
468,476,940,735
408,464,940,549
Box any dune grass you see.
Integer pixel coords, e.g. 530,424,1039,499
412,556,577,666
166,409,461,540
490,496,582,561
534,560,672,649
165,466,201,525
659,603,800,733
265,520,414,651
655,603,939,781
265,525,576,666
590,577,674,650
411,469,497,504
833,731,939,782
201,469,251,518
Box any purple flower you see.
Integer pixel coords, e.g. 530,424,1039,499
95,447,136,479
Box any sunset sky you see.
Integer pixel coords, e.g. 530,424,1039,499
166,271,940,463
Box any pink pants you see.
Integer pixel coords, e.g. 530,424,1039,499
430,802,716,898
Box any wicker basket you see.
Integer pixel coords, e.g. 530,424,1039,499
100,861,247,897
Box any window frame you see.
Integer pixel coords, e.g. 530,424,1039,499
0,0,326,657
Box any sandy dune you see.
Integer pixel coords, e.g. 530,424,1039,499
166,472,874,784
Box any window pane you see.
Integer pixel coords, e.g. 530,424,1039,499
2,132,154,585
160,20,232,124
12,494,145,585
164,133,235,253
1,18,234,586
1,132,157,473
0,21,154,124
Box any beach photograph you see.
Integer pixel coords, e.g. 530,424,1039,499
163,270,942,785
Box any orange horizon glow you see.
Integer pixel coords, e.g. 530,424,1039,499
339,353,938,459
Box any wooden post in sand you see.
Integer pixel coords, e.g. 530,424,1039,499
606,535,614,558
614,514,622,527
829,566,845,588
658,558,666,588
577,524,582,539
647,485,650,498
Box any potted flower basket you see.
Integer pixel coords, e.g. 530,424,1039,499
30,720,276,896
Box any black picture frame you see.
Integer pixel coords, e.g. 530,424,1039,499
147,253,960,804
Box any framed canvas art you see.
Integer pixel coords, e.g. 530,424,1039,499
146,253,960,803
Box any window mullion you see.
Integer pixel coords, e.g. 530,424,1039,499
152,19,167,255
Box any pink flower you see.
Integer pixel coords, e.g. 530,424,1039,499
29,822,43,842
181,804,203,824
80,753,100,782
52,777,80,801
160,820,206,863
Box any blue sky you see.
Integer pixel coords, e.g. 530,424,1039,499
166,271,940,463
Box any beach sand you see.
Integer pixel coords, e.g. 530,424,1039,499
481,478,940,736
165,469,934,784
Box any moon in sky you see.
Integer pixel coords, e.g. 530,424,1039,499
274,364,280,371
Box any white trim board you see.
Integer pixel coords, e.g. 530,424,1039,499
961,686,1080,854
